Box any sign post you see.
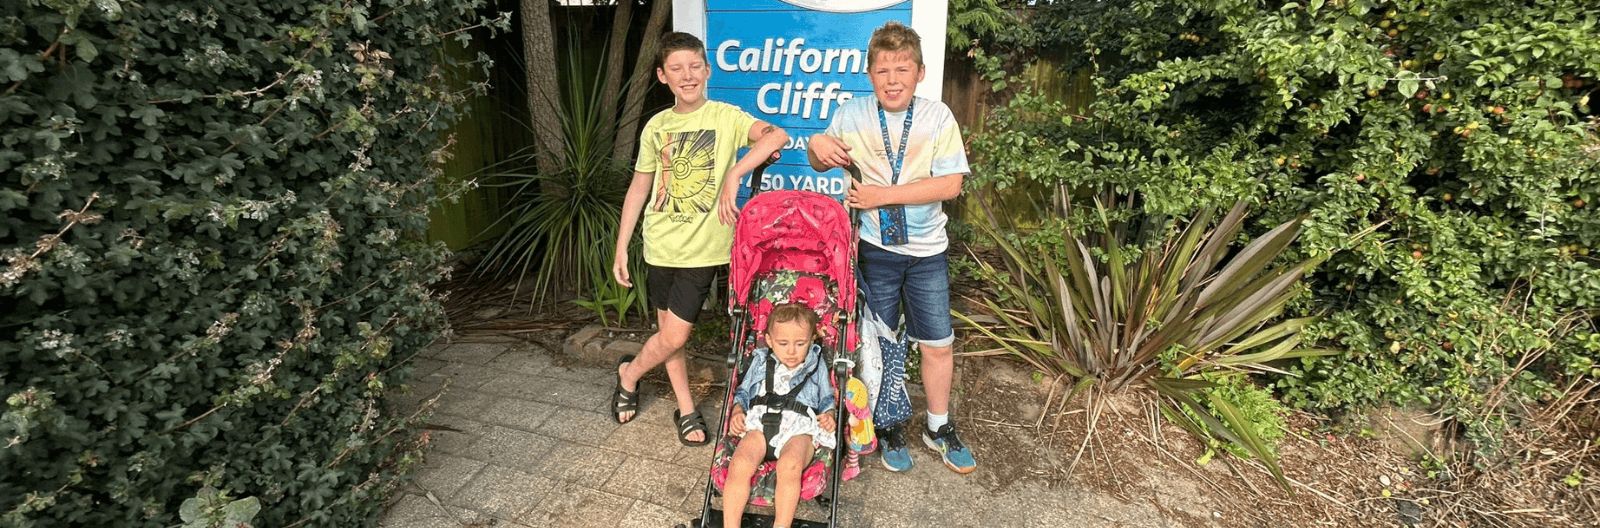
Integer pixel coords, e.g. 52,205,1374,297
673,0,948,202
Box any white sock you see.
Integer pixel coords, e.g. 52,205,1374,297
926,412,948,432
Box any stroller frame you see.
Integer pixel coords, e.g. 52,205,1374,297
680,158,863,528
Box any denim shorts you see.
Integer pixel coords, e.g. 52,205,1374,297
857,242,954,347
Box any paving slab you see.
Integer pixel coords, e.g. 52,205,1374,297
420,363,501,392
516,482,634,528
535,407,621,446
382,493,479,528
477,371,554,400
617,499,690,528
424,415,491,455
519,376,613,411
432,387,497,418
450,465,555,519
461,426,561,474
539,361,613,384
483,396,559,432
528,442,626,484
485,347,555,377
381,330,1183,528
602,419,687,463
598,457,704,509
408,454,486,501
439,342,511,366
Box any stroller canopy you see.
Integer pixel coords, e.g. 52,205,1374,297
730,190,857,352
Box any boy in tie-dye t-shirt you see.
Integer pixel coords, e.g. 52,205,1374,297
806,21,976,475
819,94,967,256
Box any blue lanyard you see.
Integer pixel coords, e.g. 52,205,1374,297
877,98,915,185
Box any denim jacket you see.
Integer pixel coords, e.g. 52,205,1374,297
734,344,834,414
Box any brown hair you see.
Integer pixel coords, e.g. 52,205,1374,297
868,21,922,68
766,302,820,336
658,31,706,70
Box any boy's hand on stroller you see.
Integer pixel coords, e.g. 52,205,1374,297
728,408,746,435
809,134,851,167
846,179,888,210
819,413,836,433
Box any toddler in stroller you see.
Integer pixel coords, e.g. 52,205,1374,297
722,302,836,528
681,180,865,528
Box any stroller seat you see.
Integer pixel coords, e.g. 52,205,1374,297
709,270,856,507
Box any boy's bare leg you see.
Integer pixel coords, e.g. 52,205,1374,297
722,433,767,528
618,309,702,442
773,435,814,528
920,343,954,416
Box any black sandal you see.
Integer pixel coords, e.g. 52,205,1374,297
611,354,639,424
674,409,711,447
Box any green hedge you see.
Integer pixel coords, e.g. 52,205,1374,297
970,0,1599,451
0,1,498,526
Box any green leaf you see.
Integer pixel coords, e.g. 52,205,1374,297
222,496,261,523
1397,79,1419,99
178,498,202,522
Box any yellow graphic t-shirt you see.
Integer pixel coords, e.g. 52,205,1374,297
633,101,757,267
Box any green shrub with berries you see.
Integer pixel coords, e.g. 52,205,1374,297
969,0,1599,457
0,0,502,526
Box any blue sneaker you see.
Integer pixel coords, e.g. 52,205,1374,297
877,424,914,472
923,422,977,474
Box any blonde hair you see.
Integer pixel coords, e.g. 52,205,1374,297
766,302,820,336
868,21,922,68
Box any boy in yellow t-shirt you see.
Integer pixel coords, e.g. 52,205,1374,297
610,31,788,447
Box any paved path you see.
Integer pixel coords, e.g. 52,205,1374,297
379,338,1177,528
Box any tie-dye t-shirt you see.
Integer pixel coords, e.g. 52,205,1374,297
634,101,757,267
825,95,969,257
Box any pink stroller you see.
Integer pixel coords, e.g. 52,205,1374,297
682,162,864,528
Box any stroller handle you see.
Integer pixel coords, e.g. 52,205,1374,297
744,151,782,199
842,162,862,183
746,153,863,201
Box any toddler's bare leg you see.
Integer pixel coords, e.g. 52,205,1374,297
721,432,767,528
773,435,815,528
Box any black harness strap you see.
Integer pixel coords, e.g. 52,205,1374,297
749,351,820,461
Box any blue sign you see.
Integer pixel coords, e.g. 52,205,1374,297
676,0,946,203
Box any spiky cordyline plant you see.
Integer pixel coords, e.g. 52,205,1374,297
958,189,1337,489
476,40,646,319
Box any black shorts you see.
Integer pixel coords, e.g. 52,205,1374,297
645,263,722,324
